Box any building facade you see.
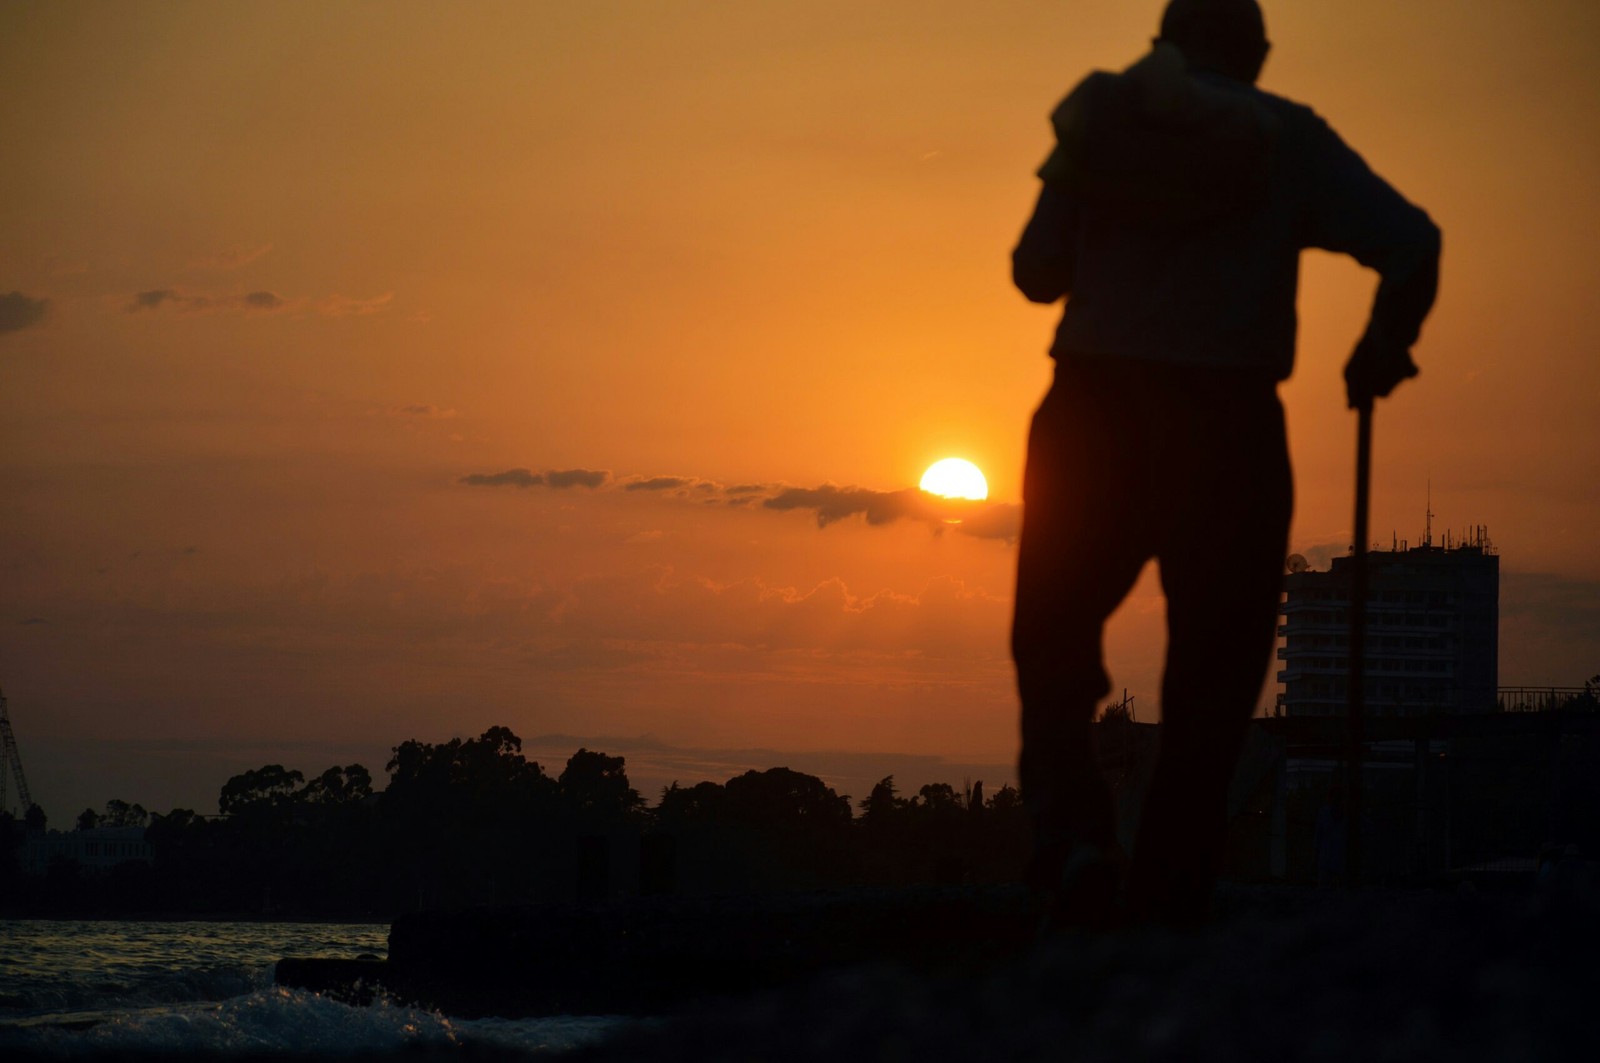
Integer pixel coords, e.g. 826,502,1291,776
23,826,153,875
1276,529,1499,717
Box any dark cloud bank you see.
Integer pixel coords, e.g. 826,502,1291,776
460,466,1021,541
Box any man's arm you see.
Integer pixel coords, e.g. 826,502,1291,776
1013,183,1080,304
1302,116,1442,408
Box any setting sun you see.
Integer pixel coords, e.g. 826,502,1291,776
919,458,989,501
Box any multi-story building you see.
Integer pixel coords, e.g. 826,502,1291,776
1276,527,1498,717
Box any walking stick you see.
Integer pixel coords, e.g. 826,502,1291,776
1346,400,1373,886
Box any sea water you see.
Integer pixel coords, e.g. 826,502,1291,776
0,919,630,1056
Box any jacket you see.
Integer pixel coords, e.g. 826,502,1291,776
1014,45,1440,381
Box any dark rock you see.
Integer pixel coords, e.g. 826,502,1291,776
280,885,1035,1017
272,957,388,1007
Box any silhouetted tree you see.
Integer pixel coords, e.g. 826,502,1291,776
101,798,149,828
725,767,854,886
382,726,560,907
986,784,1023,815
301,764,374,805
657,781,728,826
2,725,1048,913
560,748,645,823
724,768,851,831
915,782,965,815
859,775,905,822
219,765,305,816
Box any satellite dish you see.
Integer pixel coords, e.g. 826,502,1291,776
1286,553,1310,574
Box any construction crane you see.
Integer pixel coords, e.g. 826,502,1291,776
0,684,33,816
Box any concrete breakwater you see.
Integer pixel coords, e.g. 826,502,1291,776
276,884,1037,1017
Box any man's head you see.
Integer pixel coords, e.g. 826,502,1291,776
1158,0,1270,84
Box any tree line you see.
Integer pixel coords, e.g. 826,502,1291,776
0,726,1027,918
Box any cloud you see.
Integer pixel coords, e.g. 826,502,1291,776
546,468,610,489
392,404,458,418
242,290,284,310
459,467,610,489
759,483,1016,540
951,502,1023,542
460,468,543,488
625,476,694,492
0,291,49,334
126,288,286,314
458,462,1018,540
764,484,929,527
755,482,1020,541
320,292,394,317
129,289,179,312
20,616,47,625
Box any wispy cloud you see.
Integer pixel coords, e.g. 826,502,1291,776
126,288,285,314
319,292,393,317
0,291,50,334
459,467,610,489
391,403,458,418
126,285,398,318
763,485,928,527
759,483,1018,540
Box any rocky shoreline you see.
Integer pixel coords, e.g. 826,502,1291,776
277,879,1599,1059
570,882,1600,1061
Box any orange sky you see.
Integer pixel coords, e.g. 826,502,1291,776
3,1,1597,819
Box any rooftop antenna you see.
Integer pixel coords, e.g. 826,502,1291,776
1425,478,1433,548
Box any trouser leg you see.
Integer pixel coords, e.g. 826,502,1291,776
1015,631,1120,858
1012,363,1152,865
1128,375,1292,923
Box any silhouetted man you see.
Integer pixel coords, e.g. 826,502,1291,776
1011,0,1438,926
